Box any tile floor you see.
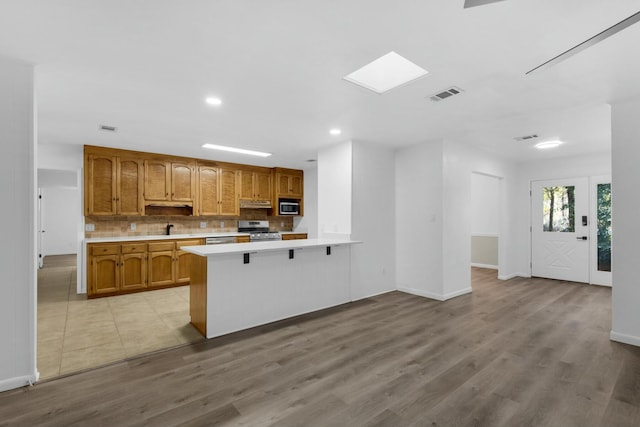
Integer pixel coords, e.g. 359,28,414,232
37,255,204,380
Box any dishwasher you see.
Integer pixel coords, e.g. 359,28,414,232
205,236,237,245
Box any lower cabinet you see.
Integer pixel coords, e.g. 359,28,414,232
281,233,308,241
88,238,204,298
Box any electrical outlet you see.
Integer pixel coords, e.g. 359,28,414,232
85,223,95,232
281,221,284,227
200,222,207,228
220,221,224,228
130,223,136,231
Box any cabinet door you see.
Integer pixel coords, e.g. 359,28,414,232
255,172,272,199
277,174,290,196
86,155,117,215
198,165,220,216
117,158,143,216
172,162,194,202
121,253,147,290
239,171,255,199
148,250,175,287
219,168,239,216
145,160,170,201
289,175,303,197
90,254,119,295
175,239,201,285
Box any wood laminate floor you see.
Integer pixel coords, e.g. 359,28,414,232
4,268,640,426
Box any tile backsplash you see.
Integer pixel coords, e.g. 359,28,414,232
85,210,293,238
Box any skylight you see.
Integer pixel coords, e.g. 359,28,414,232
343,51,429,94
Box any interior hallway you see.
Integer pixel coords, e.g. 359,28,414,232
37,255,204,379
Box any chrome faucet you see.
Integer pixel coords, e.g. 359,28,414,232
166,224,174,235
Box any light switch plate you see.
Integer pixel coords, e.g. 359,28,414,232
200,222,207,228
130,223,136,231
220,221,224,228
85,223,95,232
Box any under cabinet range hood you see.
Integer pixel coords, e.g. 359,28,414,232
239,199,272,209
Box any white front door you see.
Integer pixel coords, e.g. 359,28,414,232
531,178,590,283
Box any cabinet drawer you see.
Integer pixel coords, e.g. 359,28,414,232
90,244,119,256
148,242,176,252
176,239,203,249
121,243,147,254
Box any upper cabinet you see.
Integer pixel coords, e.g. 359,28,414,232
196,164,239,216
239,169,272,201
144,160,195,203
274,168,303,199
85,154,143,216
84,145,303,218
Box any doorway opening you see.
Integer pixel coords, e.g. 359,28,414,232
470,172,502,279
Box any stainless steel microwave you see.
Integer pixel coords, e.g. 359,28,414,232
279,200,300,215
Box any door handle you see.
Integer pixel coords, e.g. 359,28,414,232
576,236,588,240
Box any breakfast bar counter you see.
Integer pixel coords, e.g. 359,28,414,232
183,239,360,338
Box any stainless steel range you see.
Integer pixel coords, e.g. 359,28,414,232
238,220,282,242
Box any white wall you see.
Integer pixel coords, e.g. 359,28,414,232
471,173,501,235
318,141,352,239
395,141,445,299
350,141,396,299
512,152,611,277
396,139,517,300
0,55,37,392
610,96,640,347
38,142,83,170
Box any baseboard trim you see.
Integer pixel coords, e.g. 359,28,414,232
0,372,39,393
610,331,640,347
398,286,472,302
351,288,396,302
471,263,498,270
498,272,531,280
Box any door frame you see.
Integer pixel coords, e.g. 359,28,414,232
530,175,612,285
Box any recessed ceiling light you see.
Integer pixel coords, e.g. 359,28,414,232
329,129,342,136
202,143,271,157
535,140,564,149
205,97,222,106
343,51,429,94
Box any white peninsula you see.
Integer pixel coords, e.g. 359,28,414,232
183,239,360,338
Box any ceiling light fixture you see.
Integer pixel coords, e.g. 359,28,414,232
535,140,564,149
329,128,342,136
205,97,222,106
202,144,271,157
343,51,429,94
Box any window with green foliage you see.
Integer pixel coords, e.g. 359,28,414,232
597,183,612,272
543,186,575,232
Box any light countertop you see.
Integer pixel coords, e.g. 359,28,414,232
183,238,360,256
84,232,249,243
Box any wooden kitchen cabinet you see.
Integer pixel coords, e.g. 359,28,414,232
281,233,308,241
120,243,147,291
274,168,303,199
239,169,272,200
144,160,195,203
196,163,239,216
85,155,144,216
87,238,203,298
89,244,120,295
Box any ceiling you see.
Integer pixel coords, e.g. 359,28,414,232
1,0,638,169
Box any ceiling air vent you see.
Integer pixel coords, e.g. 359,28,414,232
99,124,117,132
514,134,539,141
429,86,464,102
